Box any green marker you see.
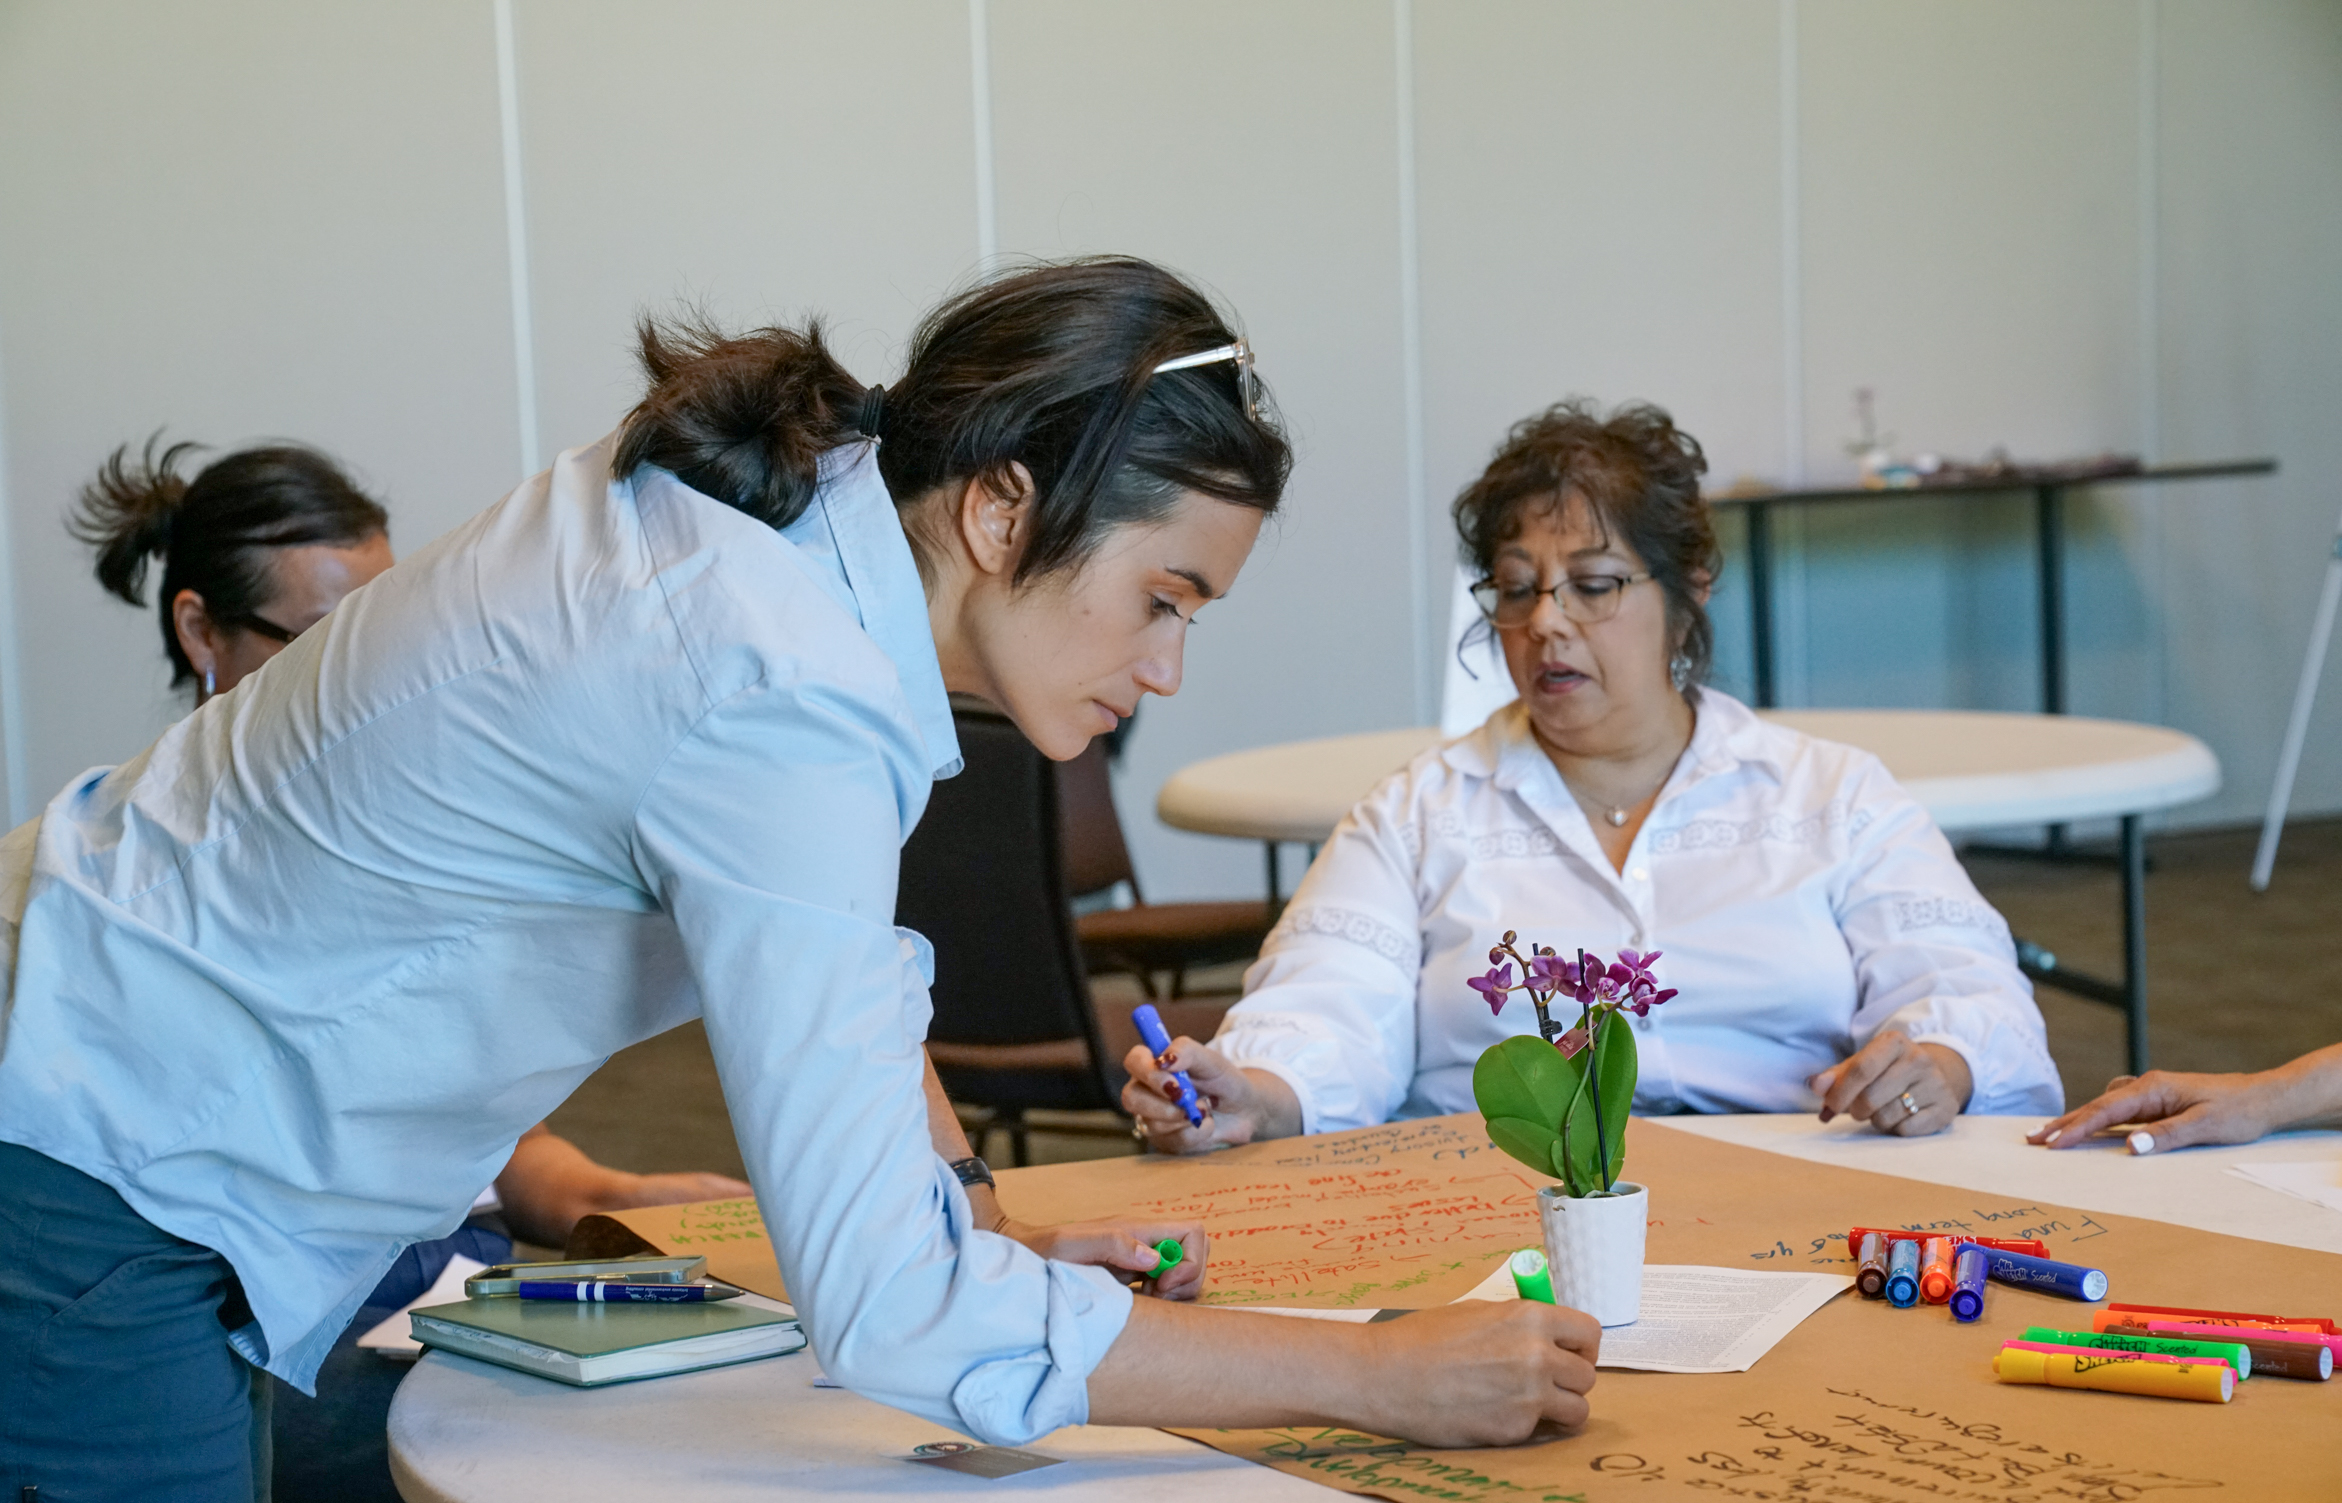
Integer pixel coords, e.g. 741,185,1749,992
1510,1247,1556,1304
2020,1326,2253,1378
1147,1239,1184,1278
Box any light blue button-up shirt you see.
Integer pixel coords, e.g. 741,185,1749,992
0,437,1132,1442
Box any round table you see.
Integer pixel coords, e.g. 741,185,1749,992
1155,710,2216,840
388,1115,2340,1501
1155,710,2219,1075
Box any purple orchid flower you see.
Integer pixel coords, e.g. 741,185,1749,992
1527,953,1576,993
1467,962,1515,1016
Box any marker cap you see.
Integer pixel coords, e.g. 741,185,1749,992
1510,1247,1556,1305
1148,1238,1184,1277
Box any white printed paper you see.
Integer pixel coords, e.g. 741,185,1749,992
1456,1263,1852,1374
2225,1160,2342,1215
356,1253,490,1358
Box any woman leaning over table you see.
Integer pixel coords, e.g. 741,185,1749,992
0,259,1599,1503
69,435,755,1501
1127,399,2064,1152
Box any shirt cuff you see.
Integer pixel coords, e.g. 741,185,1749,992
1902,1030,1983,1111
1213,1047,1326,1137
948,1259,1133,1445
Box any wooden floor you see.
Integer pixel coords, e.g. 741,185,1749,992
544,816,2342,1178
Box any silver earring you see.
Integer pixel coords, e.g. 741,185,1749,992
202,667,216,699
1669,653,1693,692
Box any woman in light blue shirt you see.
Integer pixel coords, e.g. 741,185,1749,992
0,259,1599,1500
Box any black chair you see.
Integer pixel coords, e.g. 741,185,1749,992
898,704,1126,1165
1057,734,1277,999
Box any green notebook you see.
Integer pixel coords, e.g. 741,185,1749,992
408,1295,806,1386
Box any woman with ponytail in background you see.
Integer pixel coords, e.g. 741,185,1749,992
1,259,1598,1501
68,437,755,1501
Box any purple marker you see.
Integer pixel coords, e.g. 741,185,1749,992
1132,1004,1203,1127
1951,1245,1987,1322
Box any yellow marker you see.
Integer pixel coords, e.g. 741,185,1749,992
1993,1346,2234,1404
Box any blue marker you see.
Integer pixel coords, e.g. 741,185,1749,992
1983,1248,2109,1302
514,1280,742,1302
1886,1237,1921,1308
1131,1004,1203,1127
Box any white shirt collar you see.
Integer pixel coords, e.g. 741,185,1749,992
1439,687,1785,806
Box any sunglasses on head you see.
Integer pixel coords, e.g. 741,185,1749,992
1150,339,1261,423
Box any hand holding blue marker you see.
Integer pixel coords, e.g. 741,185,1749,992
1131,1003,1203,1127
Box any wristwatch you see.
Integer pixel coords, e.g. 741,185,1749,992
947,1156,995,1192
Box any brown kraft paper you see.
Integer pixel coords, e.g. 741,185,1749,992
592,1112,2342,1501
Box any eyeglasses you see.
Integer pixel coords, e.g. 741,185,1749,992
220,612,301,644
1470,572,1654,628
1151,339,1261,422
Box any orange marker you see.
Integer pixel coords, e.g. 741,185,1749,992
1919,1237,1956,1304
2101,1302,2335,1334
2096,1309,2342,1353
1994,1347,2233,1403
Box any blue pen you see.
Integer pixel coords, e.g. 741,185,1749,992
513,1280,743,1302
1131,1003,1203,1127
1982,1248,2109,1302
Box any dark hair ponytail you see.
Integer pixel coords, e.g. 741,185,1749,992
616,257,1291,581
68,433,390,689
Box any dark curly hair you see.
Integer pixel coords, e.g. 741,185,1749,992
1451,398,1718,699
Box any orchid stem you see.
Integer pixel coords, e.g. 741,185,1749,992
1578,948,1612,1194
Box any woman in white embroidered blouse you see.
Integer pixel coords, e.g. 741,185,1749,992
1125,399,2063,1151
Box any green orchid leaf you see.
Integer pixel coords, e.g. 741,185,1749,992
1486,1116,1561,1179
1472,1033,1579,1127
1590,1011,1639,1186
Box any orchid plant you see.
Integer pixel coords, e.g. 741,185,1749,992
1469,933,1677,1197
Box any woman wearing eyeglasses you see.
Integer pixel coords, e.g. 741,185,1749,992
1,260,1599,1502
1126,398,2062,1154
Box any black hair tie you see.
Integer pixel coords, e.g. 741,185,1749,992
856,383,888,442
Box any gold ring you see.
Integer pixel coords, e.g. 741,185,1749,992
1898,1091,1919,1118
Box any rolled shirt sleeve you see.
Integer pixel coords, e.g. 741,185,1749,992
633,678,1131,1445
1831,759,2064,1116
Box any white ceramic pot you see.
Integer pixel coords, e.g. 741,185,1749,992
1537,1182,1648,1326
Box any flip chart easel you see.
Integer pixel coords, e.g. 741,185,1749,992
2252,503,2342,891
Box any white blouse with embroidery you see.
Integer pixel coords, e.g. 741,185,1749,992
1211,691,2064,1131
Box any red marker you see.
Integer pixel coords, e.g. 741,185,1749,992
1847,1226,2050,1258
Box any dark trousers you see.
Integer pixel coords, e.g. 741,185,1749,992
0,1142,269,1503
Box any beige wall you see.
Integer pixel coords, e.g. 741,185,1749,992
1,0,2337,902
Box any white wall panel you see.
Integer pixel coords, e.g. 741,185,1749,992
1796,0,2145,716
0,0,519,810
988,0,1415,901
2156,0,2342,828
511,0,981,455
1414,0,1785,706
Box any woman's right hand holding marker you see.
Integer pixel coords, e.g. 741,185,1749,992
1120,1036,1302,1153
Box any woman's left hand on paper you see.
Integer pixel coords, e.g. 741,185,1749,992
992,1216,1209,1301
1809,1032,1972,1137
